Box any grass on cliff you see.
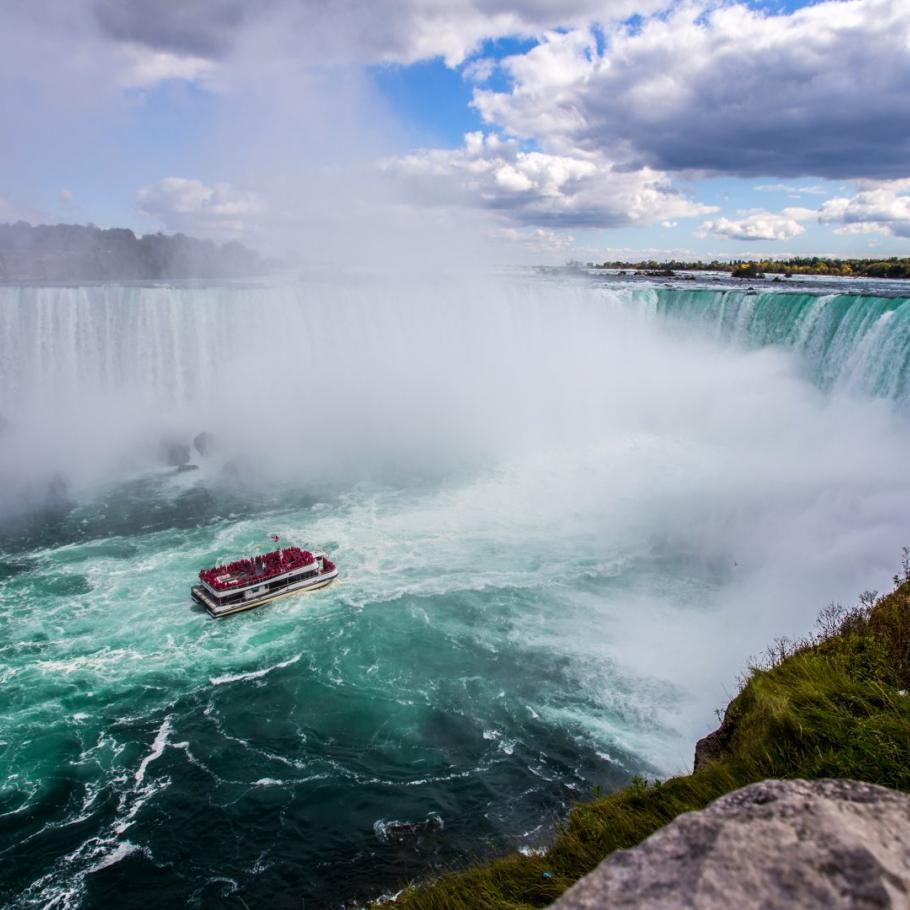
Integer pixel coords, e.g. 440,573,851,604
383,551,910,910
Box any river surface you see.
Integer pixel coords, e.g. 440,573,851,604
2,272,910,908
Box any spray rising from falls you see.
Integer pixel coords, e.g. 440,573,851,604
2,282,910,487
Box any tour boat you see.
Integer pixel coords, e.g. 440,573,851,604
192,545,338,617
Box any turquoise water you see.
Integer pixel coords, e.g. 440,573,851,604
2,276,910,908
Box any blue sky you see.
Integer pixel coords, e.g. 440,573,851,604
1,0,909,262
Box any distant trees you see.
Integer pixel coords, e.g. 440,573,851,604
0,221,268,281
730,262,764,279
591,256,910,279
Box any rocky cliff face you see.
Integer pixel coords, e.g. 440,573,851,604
548,779,910,909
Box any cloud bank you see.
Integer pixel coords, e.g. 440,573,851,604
473,0,910,180
385,131,714,229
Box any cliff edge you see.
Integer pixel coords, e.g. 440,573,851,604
549,778,910,909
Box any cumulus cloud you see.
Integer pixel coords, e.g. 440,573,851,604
819,185,910,238
384,131,715,229
473,0,910,179
700,208,815,242
137,178,264,238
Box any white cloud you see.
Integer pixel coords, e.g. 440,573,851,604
115,44,215,88
137,177,264,238
754,184,827,196
384,131,715,229
461,57,497,84
700,208,815,242
472,0,910,179
819,186,910,238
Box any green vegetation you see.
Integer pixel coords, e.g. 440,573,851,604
588,257,910,279
730,262,765,279
385,551,910,909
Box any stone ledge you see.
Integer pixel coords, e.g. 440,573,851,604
548,779,910,909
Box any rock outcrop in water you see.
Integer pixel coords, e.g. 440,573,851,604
193,431,215,457
163,442,191,467
549,779,910,910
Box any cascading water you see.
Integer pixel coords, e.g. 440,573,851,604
639,287,910,405
2,274,910,909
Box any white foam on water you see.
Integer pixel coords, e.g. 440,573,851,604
88,840,143,872
209,652,301,686
134,715,173,785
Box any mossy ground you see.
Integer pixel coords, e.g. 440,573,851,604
384,559,910,909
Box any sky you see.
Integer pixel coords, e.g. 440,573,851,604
1,0,909,263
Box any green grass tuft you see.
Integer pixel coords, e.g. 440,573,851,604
382,555,910,909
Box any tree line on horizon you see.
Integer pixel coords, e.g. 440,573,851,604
587,256,910,279
0,221,267,281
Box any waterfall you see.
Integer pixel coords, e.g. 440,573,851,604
1,278,909,515
643,288,910,406
3,282,908,409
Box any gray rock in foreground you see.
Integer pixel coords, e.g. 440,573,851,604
549,779,910,909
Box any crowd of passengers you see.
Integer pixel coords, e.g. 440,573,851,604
199,546,316,590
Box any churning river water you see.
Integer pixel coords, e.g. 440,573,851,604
2,272,910,908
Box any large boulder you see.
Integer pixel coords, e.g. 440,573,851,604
693,726,728,771
193,431,215,457
549,779,910,909
163,442,191,467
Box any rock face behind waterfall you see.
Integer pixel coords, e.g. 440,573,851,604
549,779,910,909
193,431,215,457
163,442,191,467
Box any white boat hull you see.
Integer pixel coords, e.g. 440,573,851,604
192,568,338,617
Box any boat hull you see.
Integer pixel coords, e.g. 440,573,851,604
192,569,338,618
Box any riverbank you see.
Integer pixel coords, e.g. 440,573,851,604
385,551,910,908
588,257,910,280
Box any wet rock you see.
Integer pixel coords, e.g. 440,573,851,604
548,779,910,910
163,442,191,467
694,723,733,772
193,431,215,457
221,457,253,479
694,702,736,772
47,472,69,501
